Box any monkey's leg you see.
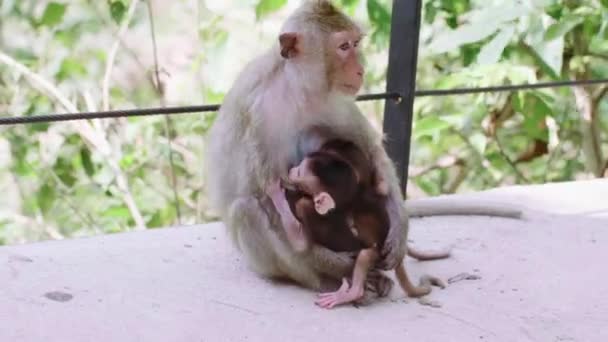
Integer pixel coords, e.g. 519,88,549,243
378,195,408,270
316,248,378,309
394,261,446,298
230,196,330,290
229,197,283,279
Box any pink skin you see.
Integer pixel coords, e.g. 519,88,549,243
330,31,364,96
266,180,309,252
315,278,364,309
316,248,376,309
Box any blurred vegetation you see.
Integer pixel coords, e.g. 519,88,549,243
0,0,606,245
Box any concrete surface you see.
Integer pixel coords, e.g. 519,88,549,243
1,179,607,342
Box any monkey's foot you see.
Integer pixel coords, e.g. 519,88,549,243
315,278,364,309
367,271,394,297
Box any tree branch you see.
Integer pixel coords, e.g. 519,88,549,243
494,132,530,183
593,84,608,105
573,85,604,177
0,50,147,230
146,0,182,224
102,0,141,111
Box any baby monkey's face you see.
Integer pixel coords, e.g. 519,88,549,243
288,157,323,196
288,156,337,215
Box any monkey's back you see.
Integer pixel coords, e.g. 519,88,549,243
349,191,390,250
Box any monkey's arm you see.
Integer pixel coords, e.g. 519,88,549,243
315,247,378,309
344,103,408,271
265,180,310,252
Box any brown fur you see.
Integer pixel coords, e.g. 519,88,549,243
284,126,444,308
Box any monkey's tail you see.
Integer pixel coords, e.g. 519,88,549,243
407,247,451,261
394,262,446,298
405,198,523,219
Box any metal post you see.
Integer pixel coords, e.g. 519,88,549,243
382,0,422,196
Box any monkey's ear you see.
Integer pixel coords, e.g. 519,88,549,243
313,192,336,215
279,32,299,59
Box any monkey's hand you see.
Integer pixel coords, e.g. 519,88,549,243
377,197,407,270
315,278,363,309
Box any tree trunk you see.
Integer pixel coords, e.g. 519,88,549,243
572,85,604,177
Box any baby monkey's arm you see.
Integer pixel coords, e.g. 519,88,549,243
266,179,309,252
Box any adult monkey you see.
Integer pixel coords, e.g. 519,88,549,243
205,1,520,293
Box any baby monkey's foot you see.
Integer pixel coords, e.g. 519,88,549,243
315,278,364,309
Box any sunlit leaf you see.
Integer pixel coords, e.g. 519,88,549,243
40,2,67,28
525,14,564,78
544,15,583,41
427,5,529,54
255,0,287,19
414,117,452,139
103,206,130,219
469,133,487,154
476,25,515,65
57,58,87,80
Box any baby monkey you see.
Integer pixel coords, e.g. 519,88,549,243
268,127,445,309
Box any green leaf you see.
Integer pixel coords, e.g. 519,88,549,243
414,117,451,139
469,133,488,154
56,58,87,81
476,25,516,65
427,5,529,54
367,0,391,25
522,94,551,142
424,1,439,24
336,0,359,13
108,1,126,24
80,148,95,177
37,184,56,214
602,0,608,8
367,0,391,45
544,15,584,41
54,157,77,187
103,206,130,219
40,2,67,28
525,14,563,78
255,0,287,19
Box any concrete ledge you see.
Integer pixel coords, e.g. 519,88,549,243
2,179,607,341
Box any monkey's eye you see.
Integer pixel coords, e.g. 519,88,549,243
339,42,350,51
353,40,360,48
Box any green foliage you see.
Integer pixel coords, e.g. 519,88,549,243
255,0,287,19
39,2,67,28
108,0,127,24
0,0,606,245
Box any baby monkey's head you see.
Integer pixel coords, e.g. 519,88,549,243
288,151,359,215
